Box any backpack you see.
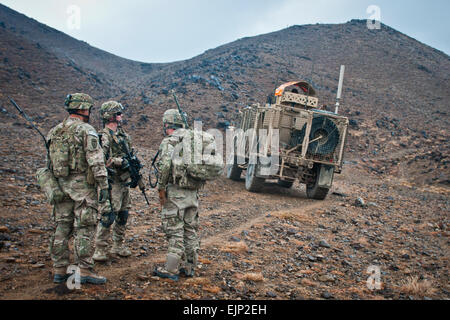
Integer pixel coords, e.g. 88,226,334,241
172,129,223,185
48,120,72,178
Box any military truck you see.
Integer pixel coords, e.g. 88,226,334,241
226,78,349,200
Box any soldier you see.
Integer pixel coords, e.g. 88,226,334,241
47,93,109,284
153,109,203,281
93,101,132,262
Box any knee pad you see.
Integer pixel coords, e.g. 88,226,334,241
116,211,129,226
100,211,115,228
166,253,181,274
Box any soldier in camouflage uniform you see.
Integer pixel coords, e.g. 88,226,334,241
93,101,133,262
153,109,202,281
47,93,109,284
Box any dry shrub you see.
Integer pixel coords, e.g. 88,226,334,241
236,272,264,282
198,257,212,264
220,242,248,254
203,285,221,294
153,257,166,264
400,276,437,297
300,278,318,287
184,277,210,286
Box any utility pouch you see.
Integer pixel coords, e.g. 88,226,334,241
36,167,66,205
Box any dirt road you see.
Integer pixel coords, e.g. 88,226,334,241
0,163,448,300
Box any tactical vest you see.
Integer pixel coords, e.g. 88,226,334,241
102,128,131,180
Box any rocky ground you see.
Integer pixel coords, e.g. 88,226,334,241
0,150,448,300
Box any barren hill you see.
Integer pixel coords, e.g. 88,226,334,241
0,5,448,300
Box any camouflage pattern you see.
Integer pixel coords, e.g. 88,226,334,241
100,101,124,122
157,131,202,273
161,184,200,268
36,167,66,205
157,128,204,191
163,109,186,128
94,127,132,257
47,116,109,270
64,93,94,111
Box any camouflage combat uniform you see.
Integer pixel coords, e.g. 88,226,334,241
48,115,109,273
154,110,204,280
94,126,132,259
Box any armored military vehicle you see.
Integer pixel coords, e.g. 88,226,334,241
226,73,349,200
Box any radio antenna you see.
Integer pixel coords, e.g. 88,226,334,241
335,65,345,114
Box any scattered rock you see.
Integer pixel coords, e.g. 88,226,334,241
318,274,335,283
137,274,150,281
355,197,366,208
321,291,333,299
266,291,277,298
319,240,331,248
32,263,45,268
28,229,44,234
230,236,241,242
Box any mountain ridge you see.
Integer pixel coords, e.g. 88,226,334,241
0,4,448,186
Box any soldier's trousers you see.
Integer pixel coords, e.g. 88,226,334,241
49,194,98,270
161,184,200,264
95,181,131,249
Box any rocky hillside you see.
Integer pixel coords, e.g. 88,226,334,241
1,4,449,188
0,4,449,301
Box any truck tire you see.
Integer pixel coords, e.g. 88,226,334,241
277,179,294,188
306,165,330,200
226,156,242,181
245,163,264,192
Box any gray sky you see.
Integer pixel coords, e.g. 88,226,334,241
1,0,449,62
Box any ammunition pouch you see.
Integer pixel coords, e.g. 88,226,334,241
100,211,115,228
116,211,129,226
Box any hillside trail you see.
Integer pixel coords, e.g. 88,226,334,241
1,167,448,300
0,175,337,299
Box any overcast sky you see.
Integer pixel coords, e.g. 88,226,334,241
1,0,449,62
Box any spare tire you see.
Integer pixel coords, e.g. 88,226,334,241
307,116,340,156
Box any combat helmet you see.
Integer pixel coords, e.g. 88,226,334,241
100,101,124,122
64,93,94,111
163,109,187,129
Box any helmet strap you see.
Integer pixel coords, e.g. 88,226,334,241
68,110,90,122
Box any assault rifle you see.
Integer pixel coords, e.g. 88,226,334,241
9,97,49,152
119,140,150,206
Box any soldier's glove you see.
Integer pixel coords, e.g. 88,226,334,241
98,188,110,203
158,190,167,207
121,158,130,170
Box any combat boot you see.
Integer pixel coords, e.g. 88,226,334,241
92,247,109,262
179,262,195,278
152,253,180,281
111,244,131,257
53,267,72,284
79,268,107,285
